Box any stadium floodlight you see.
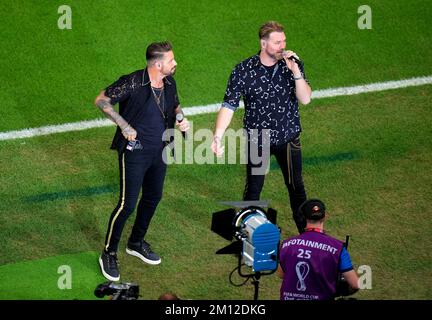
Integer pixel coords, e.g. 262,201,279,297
211,201,281,299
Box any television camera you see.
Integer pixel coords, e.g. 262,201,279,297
94,281,139,300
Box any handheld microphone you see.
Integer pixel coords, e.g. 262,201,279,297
282,51,303,67
176,113,187,139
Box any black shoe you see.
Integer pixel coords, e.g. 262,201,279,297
126,240,161,265
99,250,120,281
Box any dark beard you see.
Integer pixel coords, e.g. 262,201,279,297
163,67,176,77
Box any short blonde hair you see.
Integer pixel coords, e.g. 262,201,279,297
258,21,285,39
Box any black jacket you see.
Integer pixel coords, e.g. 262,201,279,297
104,68,179,152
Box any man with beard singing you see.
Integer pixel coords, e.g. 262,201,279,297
212,21,312,233
94,41,189,281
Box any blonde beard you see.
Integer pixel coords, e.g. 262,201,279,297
265,49,284,61
273,52,284,60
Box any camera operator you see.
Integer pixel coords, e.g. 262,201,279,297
278,199,359,300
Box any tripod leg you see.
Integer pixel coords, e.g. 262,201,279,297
252,273,261,300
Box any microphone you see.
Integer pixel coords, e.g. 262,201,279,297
282,51,303,67
176,113,187,139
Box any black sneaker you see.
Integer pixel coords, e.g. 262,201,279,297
126,240,161,265
99,250,120,281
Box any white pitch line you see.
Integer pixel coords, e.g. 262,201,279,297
312,75,432,99
1,75,431,141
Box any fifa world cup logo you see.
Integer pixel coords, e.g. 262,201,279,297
295,261,310,291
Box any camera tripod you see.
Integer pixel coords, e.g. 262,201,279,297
229,254,276,300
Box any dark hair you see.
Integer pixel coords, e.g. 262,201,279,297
146,41,173,64
258,21,284,40
298,199,326,221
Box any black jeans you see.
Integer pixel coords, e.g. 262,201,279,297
243,137,307,233
104,145,167,252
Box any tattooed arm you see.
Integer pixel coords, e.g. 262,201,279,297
94,91,137,141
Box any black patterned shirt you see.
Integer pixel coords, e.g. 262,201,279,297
223,53,309,146
104,68,180,152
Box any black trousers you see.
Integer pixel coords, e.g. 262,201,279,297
104,145,167,253
243,137,307,233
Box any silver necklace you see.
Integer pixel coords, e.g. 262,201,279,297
151,86,165,119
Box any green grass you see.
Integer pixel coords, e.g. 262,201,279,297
1,0,431,300
1,0,432,131
0,85,431,299
0,252,105,300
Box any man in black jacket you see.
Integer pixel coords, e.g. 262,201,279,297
94,41,189,281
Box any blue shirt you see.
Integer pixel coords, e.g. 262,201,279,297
339,247,353,272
